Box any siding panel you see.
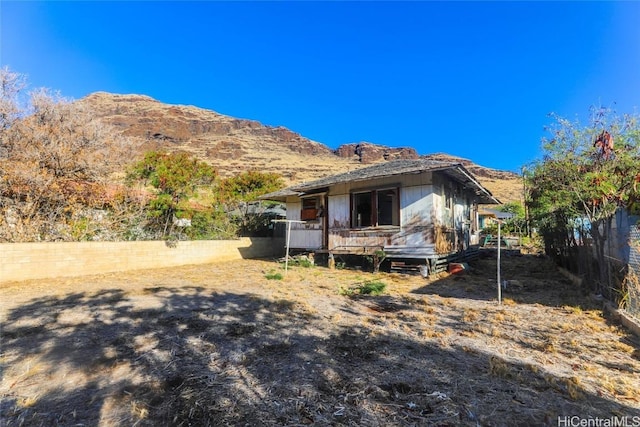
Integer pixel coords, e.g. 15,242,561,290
329,194,350,229
401,185,434,247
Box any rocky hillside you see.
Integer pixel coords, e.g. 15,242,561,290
334,142,420,163
81,92,356,183
80,92,522,202
422,153,523,202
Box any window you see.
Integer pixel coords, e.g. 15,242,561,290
301,197,322,221
351,188,399,228
353,192,373,227
377,189,396,225
443,187,454,227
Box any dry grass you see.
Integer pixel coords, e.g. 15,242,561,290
479,177,523,205
1,253,639,426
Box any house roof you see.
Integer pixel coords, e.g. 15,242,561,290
260,159,500,204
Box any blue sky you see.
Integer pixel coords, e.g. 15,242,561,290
2,1,639,172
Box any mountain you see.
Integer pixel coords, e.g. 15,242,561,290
79,92,522,202
421,153,523,203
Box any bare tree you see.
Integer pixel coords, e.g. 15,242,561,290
0,68,143,241
0,66,27,133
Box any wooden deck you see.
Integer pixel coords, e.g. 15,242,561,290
313,245,480,276
318,244,481,276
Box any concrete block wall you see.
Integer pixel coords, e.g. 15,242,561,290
0,238,285,283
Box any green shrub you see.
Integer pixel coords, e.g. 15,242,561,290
339,280,387,296
359,280,386,295
287,256,314,268
265,271,283,280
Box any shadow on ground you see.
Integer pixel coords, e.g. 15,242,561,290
411,252,601,309
1,281,639,426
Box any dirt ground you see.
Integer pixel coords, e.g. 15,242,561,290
1,252,639,426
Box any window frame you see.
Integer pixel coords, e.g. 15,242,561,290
300,195,323,221
350,186,399,229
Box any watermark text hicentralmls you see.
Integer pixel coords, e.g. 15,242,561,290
558,416,640,427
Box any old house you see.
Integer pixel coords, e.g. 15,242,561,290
261,159,500,272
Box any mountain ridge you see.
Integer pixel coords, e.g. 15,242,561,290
79,92,522,202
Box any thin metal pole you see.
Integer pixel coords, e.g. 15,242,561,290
285,220,292,273
497,220,502,304
271,219,306,274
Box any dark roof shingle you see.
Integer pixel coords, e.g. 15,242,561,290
261,159,499,204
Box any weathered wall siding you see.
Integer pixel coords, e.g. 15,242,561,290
289,228,323,249
329,230,397,252
455,204,467,250
328,225,436,251
454,203,466,243
454,204,462,227
432,190,444,225
0,238,285,283
328,194,350,229
390,225,435,247
286,200,302,221
454,199,469,227
401,185,435,246
432,175,455,227
401,185,433,222
284,200,323,249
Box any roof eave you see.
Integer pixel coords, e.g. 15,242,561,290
448,165,501,205
258,190,302,202
260,160,500,204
